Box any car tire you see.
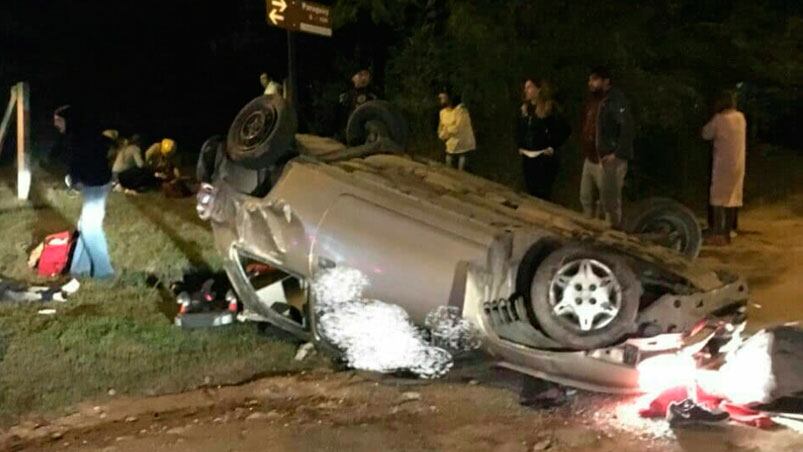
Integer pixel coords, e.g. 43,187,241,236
226,95,298,170
516,238,561,326
530,245,642,350
346,100,408,147
624,197,702,259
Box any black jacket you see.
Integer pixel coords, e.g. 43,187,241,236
66,128,112,187
596,87,635,160
339,86,378,111
516,106,571,154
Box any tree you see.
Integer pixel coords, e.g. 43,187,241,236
332,0,801,204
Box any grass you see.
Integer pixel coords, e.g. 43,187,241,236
0,167,321,426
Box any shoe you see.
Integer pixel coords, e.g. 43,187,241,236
667,399,729,427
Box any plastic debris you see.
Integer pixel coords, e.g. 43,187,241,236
295,342,316,361
312,267,453,379
1,277,79,303
424,306,482,353
400,391,421,402
714,329,778,404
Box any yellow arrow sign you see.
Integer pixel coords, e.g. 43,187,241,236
269,7,284,25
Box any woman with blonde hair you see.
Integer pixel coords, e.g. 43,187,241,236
516,78,570,200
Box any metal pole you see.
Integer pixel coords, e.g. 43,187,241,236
0,86,16,156
16,82,31,200
286,29,297,110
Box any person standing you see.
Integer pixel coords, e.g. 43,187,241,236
437,88,476,171
336,69,378,140
53,105,115,279
702,91,746,246
260,72,283,97
516,79,571,200
339,69,377,112
578,66,635,228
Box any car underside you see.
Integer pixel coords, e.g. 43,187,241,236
196,96,748,393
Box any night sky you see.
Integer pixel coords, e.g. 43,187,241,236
1,0,343,160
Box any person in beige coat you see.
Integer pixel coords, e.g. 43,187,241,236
437,89,476,171
702,91,746,245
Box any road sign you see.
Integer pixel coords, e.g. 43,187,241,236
265,0,332,37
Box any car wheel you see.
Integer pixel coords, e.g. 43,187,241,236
530,245,642,350
226,95,298,170
346,100,408,147
516,238,561,326
624,197,702,259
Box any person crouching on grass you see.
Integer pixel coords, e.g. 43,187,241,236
437,87,476,171
53,105,115,279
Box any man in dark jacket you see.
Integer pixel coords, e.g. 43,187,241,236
54,105,115,278
336,69,378,141
579,66,635,228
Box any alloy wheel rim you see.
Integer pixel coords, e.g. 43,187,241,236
548,258,623,332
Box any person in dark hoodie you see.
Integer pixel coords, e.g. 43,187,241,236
516,78,571,201
53,105,115,278
578,66,635,228
335,69,378,140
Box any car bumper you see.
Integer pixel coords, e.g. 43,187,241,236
475,279,748,394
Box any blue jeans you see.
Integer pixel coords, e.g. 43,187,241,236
71,183,114,278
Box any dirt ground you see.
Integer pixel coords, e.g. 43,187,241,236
697,195,803,331
2,197,802,452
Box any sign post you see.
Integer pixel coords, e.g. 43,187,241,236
287,30,297,107
265,0,332,109
0,86,17,154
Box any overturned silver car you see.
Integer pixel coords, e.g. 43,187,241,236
197,96,747,393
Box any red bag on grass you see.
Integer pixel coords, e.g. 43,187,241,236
37,231,75,277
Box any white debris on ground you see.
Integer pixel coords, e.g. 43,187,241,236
699,329,776,404
312,267,456,379
424,306,482,353
607,397,676,441
294,342,316,361
705,325,803,406
61,279,81,296
0,277,80,304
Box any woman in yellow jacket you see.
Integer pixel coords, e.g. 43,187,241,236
437,89,476,171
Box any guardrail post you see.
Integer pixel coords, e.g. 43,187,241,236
0,86,16,155
15,82,31,200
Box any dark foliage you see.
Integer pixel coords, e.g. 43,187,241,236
333,0,802,205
